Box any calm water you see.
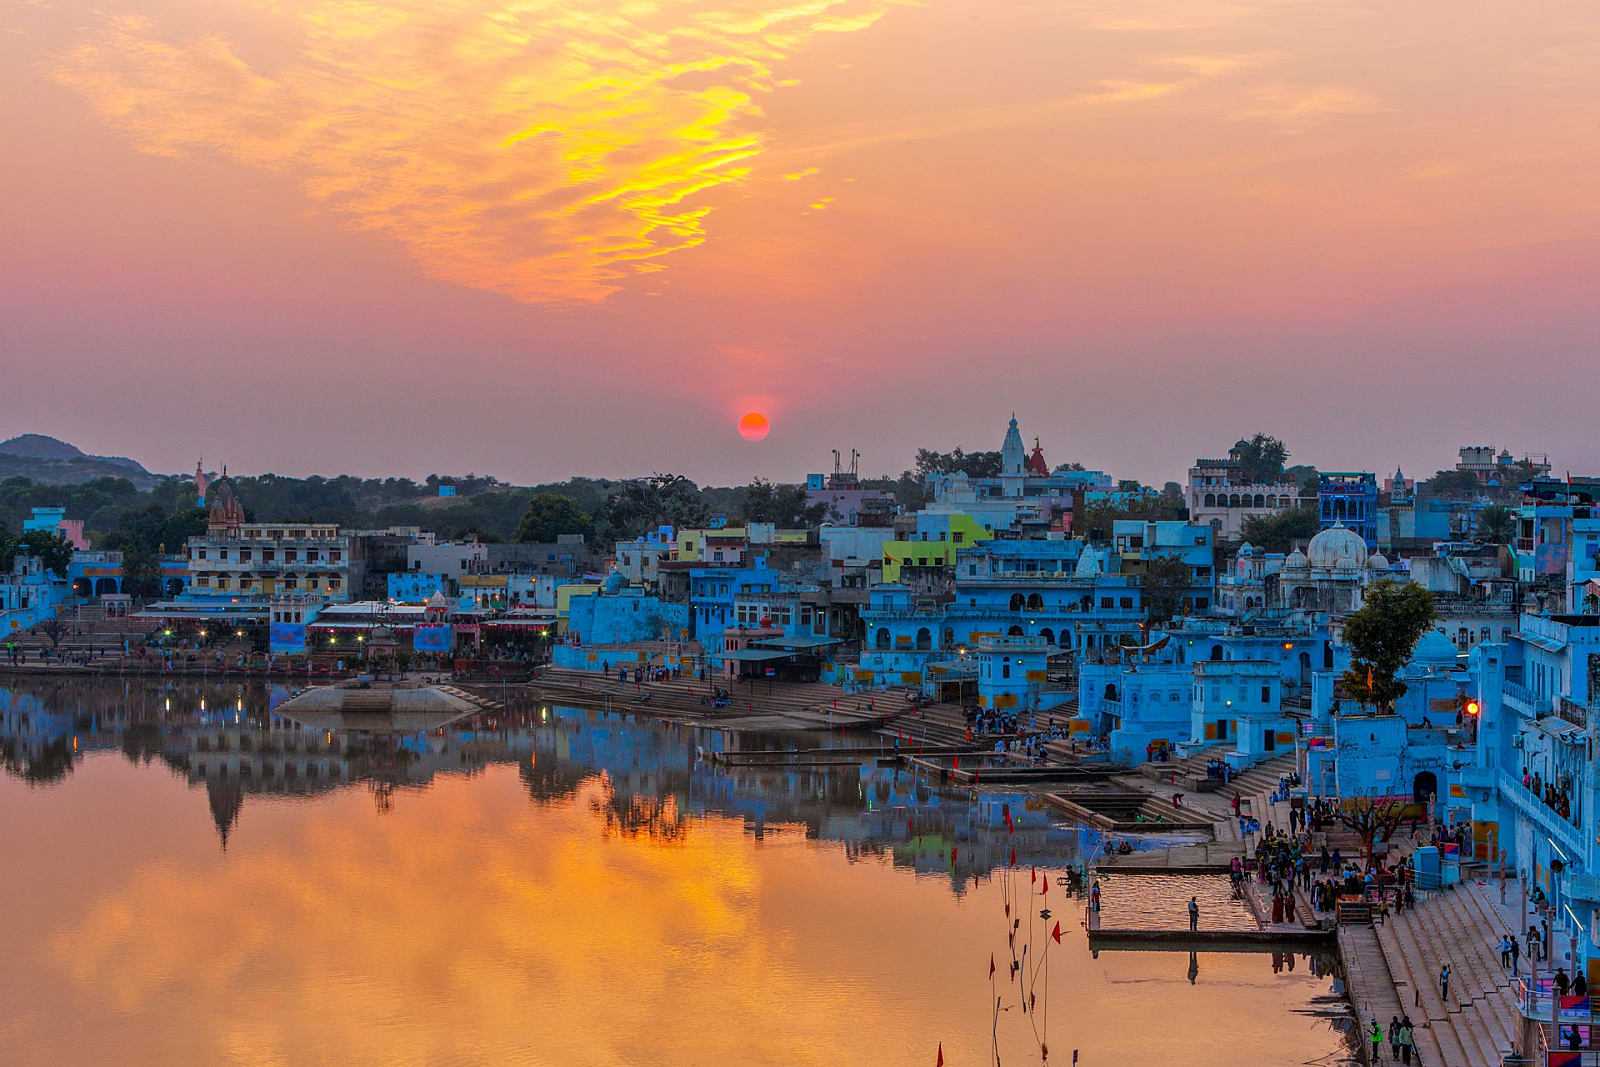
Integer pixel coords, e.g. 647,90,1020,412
0,679,1354,1066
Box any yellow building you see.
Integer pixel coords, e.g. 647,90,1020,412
881,513,993,583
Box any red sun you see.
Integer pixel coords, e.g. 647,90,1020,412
737,411,771,441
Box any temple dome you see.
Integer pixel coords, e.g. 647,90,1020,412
1411,629,1459,666
1284,548,1309,570
1306,523,1368,571
1368,552,1390,571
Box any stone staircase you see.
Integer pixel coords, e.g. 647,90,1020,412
1373,880,1523,1066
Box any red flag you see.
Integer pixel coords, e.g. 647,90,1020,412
908,818,915,835
1009,847,1017,867
989,953,996,978
1051,921,1062,944
1031,867,1037,884
951,847,958,864
952,756,959,770
1040,878,1048,898
937,1043,944,1067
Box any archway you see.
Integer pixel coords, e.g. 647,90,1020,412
1026,593,1044,610
1040,627,1055,646
915,627,931,651
1204,493,1216,507
72,578,92,597
1008,625,1025,637
1210,645,1224,661
94,577,118,597
874,628,890,650
1104,683,1119,701
1009,593,1026,611
1412,771,1438,805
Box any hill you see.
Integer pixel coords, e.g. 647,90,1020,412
0,433,164,488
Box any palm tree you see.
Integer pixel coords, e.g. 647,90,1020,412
1477,504,1516,546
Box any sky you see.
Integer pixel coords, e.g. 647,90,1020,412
3,0,1598,488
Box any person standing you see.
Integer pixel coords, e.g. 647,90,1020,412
1510,932,1521,975
1389,1015,1403,1061
1188,896,1199,932
1574,971,1589,997
1368,1017,1385,1063
1398,1017,1414,1064
1500,935,1512,969
1440,962,1452,1002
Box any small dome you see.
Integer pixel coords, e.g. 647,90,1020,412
1307,523,1368,570
1368,552,1390,571
1284,548,1309,570
1238,542,1256,556
1411,629,1458,666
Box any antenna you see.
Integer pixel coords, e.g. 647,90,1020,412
850,449,860,478
832,449,842,479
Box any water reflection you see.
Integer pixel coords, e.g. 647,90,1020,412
2,679,1111,885
0,679,1354,1067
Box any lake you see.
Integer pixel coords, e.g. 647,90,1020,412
0,678,1354,1065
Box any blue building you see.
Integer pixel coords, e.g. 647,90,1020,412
388,571,445,603
1,551,71,634
1318,471,1379,549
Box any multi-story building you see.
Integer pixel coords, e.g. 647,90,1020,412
183,480,360,601
1317,471,1379,549
1186,455,1299,541
1111,519,1217,614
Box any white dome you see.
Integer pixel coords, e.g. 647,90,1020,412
1368,552,1390,571
1306,523,1369,571
1284,548,1309,570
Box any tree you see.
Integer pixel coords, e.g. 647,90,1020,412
1142,556,1191,624
1476,504,1516,545
1240,506,1319,553
1422,469,1481,497
1334,797,1415,867
595,474,711,542
742,478,827,527
34,616,71,649
913,449,1004,479
1232,434,1290,484
515,493,591,543
15,531,73,578
1340,581,1437,712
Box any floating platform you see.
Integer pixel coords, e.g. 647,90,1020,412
1088,928,1336,952
274,682,499,733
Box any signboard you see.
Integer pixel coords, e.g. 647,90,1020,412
269,623,307,655
414,624,454,653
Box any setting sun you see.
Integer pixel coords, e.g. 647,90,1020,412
737,411,770,441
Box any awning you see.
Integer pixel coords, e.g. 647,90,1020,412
749,635,841,651
724,649,795,662
1519,631,1566,653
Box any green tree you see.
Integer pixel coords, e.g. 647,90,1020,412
913,448,1004,479
1232,434,1290,483
742,478,827,527
1240,506,1319,553
1422,469,1481,497
515,493,591,543
15,531,73,578
1476,504,1516,545
595,474,711,542
1340,581,1437,712
1141,555,1192,624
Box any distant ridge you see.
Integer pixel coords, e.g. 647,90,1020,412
0,433,164,488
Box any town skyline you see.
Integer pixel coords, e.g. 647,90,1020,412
5,1,1599,486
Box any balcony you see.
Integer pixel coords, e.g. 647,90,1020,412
1498,771,1584,857
1502,679,1542,715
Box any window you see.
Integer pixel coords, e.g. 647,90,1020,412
1261,686,1271,703
239,548,253,562
284,549,298,562
1119,597,1132,609
1002,663,1011,679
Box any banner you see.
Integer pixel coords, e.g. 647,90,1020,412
269,623,307,655
414,624,454,653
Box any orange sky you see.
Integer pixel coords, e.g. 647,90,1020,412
2,1,1597,484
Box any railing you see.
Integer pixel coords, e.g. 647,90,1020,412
1499,772,1584,855
1504,679,1541,711
1516,975,1600,1023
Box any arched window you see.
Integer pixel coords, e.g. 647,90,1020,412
1104,683,1119,700
1253,494,1266,508
1204,493,1217,508
1210,645,1224,661
1040,627,1055,646
944,627,955,647
1228,493,1241,508
1060,630,1072,648
875,628,890,650
1009,593,1025,611
1002,663,1011,679
1008,625,1025,637
1026,593,1044,610
915,627,932,650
